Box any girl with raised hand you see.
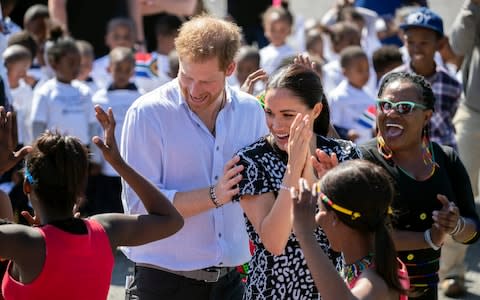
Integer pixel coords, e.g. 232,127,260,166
0,106,183,300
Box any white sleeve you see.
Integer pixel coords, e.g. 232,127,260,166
120,103,177,215
30,90,48,124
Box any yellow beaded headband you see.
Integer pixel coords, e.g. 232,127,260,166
315,185,393,220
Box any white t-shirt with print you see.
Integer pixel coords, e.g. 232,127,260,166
260,43,296,75
30,78,96,144
11,79,34,145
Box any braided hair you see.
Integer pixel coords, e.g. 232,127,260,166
378,71,435,139
25,132,88,214
378,71,435,111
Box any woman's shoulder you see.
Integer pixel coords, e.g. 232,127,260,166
236,136,271,158
316,135,362,161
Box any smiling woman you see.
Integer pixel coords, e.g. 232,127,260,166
360,72,480,300
233,63,360,299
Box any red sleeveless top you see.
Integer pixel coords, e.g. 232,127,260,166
2,219,114,300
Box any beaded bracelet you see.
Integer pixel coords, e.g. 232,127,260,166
209,185,222,208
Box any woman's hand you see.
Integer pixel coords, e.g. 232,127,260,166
430,194,460,246
92,105,123,166
287,114,312,177
311,149,338,179
432,194,460,233
215,156,244,206
293,55,321,79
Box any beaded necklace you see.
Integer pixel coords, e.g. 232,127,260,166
341,253,375,285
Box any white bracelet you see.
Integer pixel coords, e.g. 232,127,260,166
424,229,441,251
279,184,291,191
450,217,463,236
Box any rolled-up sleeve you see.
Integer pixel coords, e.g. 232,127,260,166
120,100,177,215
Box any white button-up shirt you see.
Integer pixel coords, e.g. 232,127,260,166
120,79,268,271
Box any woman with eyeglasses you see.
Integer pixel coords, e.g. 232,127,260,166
360,72,480,300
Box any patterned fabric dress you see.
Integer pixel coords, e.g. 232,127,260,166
235,134,361,300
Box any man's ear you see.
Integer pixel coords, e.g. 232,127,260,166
225,62,236,77
436,36,447,52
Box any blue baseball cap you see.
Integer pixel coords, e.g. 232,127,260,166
400,7,444,37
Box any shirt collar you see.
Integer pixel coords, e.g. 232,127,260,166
107,82,138,91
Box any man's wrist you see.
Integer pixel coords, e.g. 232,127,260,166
209,185,222,208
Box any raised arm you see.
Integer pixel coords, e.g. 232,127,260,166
48,0,69,35
91,106,183,248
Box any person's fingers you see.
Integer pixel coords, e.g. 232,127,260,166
223,164,244,181
21,210,38,226
92,136,107,152
289,113,303,140
290,187,299,202
225,173,242,189
223,155,241,174
437,194,450,209
14,146,33,159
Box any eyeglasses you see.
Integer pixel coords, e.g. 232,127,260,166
376,99,428,115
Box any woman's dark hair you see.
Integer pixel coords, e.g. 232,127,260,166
25,132,88,214
378,71,435,111
266,64,330,136
320,160,405,293
46,37,79,64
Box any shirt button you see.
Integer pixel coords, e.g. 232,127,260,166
407,254,414,261
214,175,218,180
219,262,223,265
419,213,427,220
216,146,220,151
218,233,222,238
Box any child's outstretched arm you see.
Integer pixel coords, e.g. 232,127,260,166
91,106,183,249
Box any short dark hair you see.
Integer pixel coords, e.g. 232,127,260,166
339,45,367,69
267,64,330,136
154,13,183,37
23,4,49,24
47,37,79,64
372,45,403,74
235,46,260,66
378,71,435,111
3,45,32,66
262,5,294,27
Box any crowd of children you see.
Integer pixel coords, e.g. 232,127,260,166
0,0,478,299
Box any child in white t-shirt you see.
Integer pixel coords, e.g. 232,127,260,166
260,6,296,75
328,46,376,144
30,37,96,146
92,18,136,89
90,47,141,214
3,45,34,145
76,40,100,94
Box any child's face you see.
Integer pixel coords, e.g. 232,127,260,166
77,55,93,81
106,25,135,50
404,28,440,68
25,17,48,44
109,60,135,88
156,34,176,55
343,56,370,89
51,50,81,83
236,58,259,86
7,59,31,84
264,19,291,47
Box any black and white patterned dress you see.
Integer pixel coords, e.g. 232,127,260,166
235,135,361,300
